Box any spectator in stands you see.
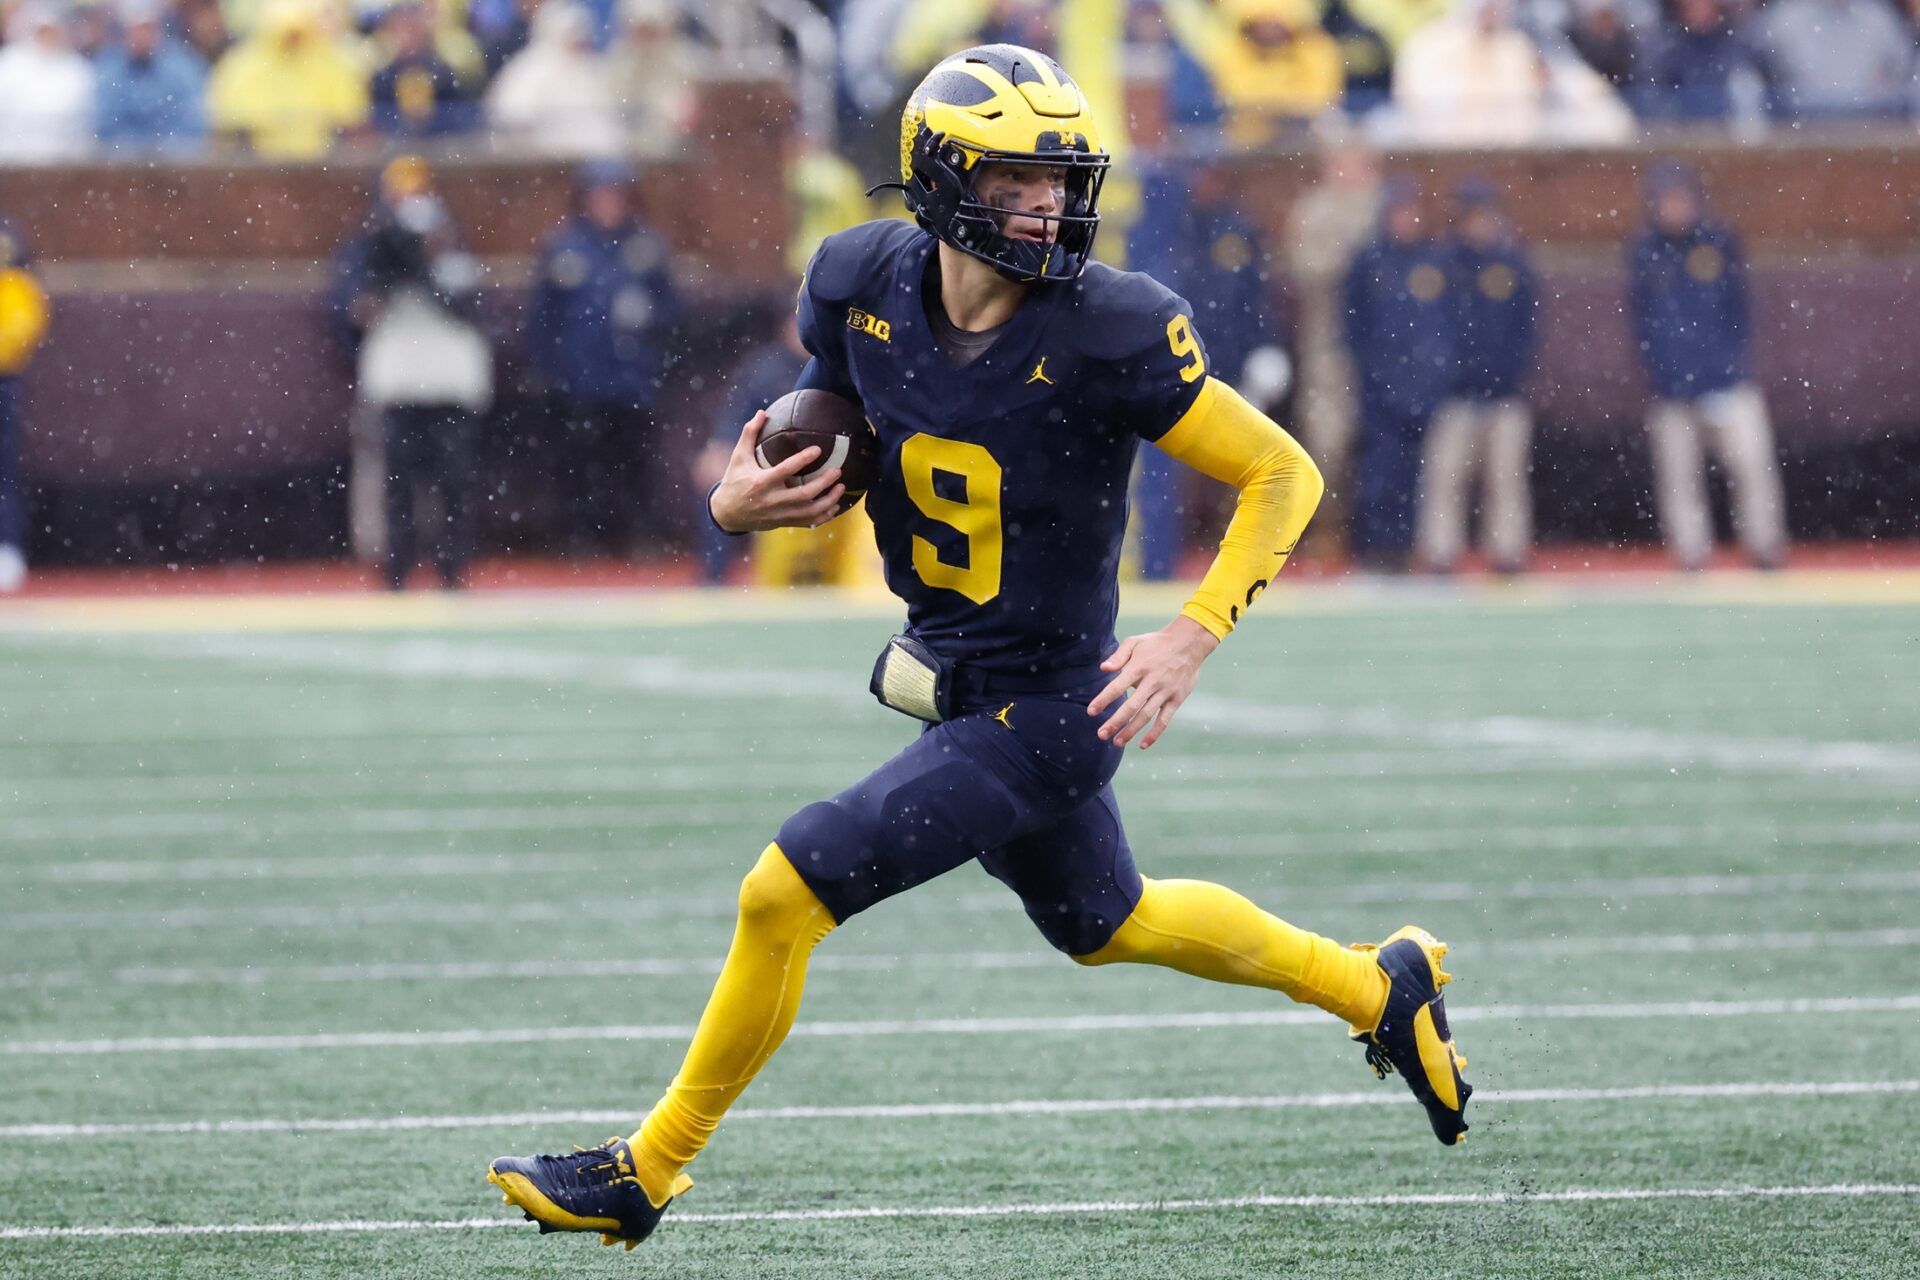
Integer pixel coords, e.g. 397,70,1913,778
486,0,622,155
478,0,542,74
1322,0,1395,115
369,0,477,136
1758,0,1914,120
207,0,369,158
95,0,210,153
1565,0,1641,101
369,0,488,91
1132,155,1289,579
606,0,697,145
1342,175,1456,572
1628,162,1787,570
786,142,873,277
172,0,234,65
1287,139,1380,550
1162,0,1345,145
0,221,50,593
70,3,117,59
0,6,98,163
1348,0,1451,50
893,0,1057,85
1418,176,1538,575
1642,0,1769,123
1392,0,1632,144
343,162,493,590
526,161,681,556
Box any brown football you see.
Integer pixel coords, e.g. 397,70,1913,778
755,389,878,514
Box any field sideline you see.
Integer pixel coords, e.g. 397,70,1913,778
1,577,1916,1278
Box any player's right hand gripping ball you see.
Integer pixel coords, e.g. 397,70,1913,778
756,390,877,516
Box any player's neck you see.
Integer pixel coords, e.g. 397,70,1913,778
935,242,1030,333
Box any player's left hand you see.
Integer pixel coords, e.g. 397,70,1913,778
1089,616,1220,750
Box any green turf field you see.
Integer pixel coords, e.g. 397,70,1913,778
2,583,1917,1279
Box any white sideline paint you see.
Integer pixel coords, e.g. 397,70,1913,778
5,1079,1914,1140
7,926,1918,991
4,1183,1917,1240
6,994,1916,1057
9,866,1920,934
108,633,1920,781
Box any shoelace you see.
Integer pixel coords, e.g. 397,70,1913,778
542,1143,628,1191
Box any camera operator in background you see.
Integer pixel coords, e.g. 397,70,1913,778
342,157,493,590
0,221,51,593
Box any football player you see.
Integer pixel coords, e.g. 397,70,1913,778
489,44,1472,1250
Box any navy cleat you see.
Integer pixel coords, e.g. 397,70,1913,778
1350,925,1473,1145
487,1137,692,1250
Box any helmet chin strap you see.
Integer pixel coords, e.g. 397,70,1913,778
865,182,910,198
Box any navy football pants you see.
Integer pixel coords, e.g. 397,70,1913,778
776,682,1144,957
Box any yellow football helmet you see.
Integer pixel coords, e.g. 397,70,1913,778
889,44,1110,284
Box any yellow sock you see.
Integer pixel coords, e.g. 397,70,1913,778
628,843,836,1205
1078,877,1389,1029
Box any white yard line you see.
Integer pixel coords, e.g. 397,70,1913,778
1181,821,1920,859
7,927,1917,992
0,950,1044,990
3,802,1912,847
3,1182,1916,1240
13,752,1878,810
16,816,1915,882
91,633,1920,782
1181,694,1920,781
6,994,1916,1057
4,1079,1913,1140
8,866,1920,933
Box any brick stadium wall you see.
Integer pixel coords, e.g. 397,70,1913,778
2,127,1917,561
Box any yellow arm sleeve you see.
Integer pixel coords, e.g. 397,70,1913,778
1153,376,1325,640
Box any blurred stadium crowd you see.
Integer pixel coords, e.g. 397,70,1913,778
0,0,1917,158
0,0,1915,591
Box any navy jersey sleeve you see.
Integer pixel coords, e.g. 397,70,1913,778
794,272,859,404
794,221,917,411
1070,265,1211,442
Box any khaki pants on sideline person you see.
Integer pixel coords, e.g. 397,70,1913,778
1645,382,1787,569
1415,397,1533,572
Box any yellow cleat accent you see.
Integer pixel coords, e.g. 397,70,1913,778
1351,924,1473,1144
487,1169,621,1233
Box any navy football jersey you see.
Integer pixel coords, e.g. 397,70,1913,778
796,220,1209,677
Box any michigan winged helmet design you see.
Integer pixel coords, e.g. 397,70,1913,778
886,43,1110,283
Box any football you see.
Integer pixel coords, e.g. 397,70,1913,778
755,389,878,514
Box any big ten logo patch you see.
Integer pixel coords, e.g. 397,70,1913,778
846,308,892,342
